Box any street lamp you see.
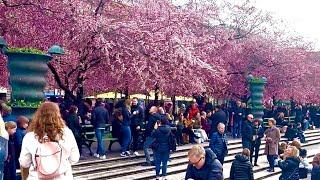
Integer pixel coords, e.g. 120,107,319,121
48,45,64,55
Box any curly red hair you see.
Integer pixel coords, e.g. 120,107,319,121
28,102,65,143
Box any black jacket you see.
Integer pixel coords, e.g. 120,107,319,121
91,105,109,128
151,125,171,152
145,113,161,137
66,114,82,138
241,120,253,141
131,105,144,127
312,165,320,180
185,149,223,180
211,110,227,132
279,157,300,180
230,154,254,180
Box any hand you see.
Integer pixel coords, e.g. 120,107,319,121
154,122,159,129
136,126,140,130
133,111,138,115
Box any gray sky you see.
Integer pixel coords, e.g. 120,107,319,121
173,0,320,50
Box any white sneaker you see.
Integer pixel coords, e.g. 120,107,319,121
133,151,140,156
120,152,127,157
125,151,131,155
93,153,100,158
99,155,107,159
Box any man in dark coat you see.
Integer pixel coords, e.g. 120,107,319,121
232,101,245,138
209,123,228,165
91,99,109,158
186,146,223,180
211,105,227,134
230,148,254,180
130,98,144,155
143,106,161,166
241,114,254,150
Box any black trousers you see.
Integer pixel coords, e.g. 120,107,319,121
250,140,261,164
130,125,140,152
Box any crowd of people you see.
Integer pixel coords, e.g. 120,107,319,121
0,97,320,179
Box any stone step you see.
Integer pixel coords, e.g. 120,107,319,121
73,130,320,179
107,142,320,180
75,129,319,167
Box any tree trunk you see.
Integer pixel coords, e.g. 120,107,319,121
154,84,159,105
172,95,176,116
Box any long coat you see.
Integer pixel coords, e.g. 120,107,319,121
264,126,280,155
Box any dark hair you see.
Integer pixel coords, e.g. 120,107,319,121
69,105,78,114
300,149,307,158
160,118,168,125
95,98,103,106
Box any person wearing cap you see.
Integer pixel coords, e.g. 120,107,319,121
241,114,254,150
251,119,264,166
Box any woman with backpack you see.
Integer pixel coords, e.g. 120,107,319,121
19,102,80,179
152,118,172,180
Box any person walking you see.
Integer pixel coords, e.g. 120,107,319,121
185,145,223,180
130,98,144,156
264,118,281,172
91,99,109,159
19,102,80,179
209,123,228,165
251,119,264,166
152,118,171,180
241,114,254,150
230,148,254,180
278,146,300,180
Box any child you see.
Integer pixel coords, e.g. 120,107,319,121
14,116,29,168
4,121,17,180
299,149,311,178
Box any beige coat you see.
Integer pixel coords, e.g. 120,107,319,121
264,126,281,155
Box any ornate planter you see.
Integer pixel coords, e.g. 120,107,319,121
247,76,267,121
5,52,52,118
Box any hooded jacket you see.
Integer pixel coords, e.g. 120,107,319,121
151,125,171,152
279,156,300,180
230,154,254,180
185,149,223,180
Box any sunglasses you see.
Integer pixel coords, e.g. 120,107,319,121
189,157,203,166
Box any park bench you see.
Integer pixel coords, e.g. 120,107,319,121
81,124,119,155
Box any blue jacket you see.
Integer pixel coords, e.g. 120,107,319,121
185,149,223,180
209,132,228,157
121,107,132,126
279,157,300,180
91,105,109,128
151,125,171,153
312,165,320,180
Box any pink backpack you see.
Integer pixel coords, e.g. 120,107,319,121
35,137,66,179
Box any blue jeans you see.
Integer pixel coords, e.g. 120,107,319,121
121,126,132,153
95,128,106,155
154,151,169,176
143,137,155,163
267,155,276,169
233,120,242,138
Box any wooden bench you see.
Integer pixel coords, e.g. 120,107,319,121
81,124,119,155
